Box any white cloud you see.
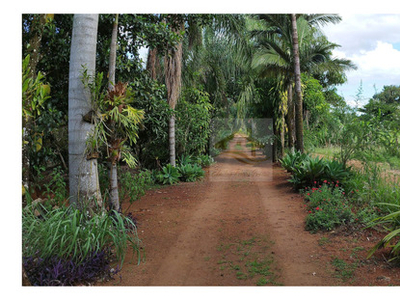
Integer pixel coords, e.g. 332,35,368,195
352,41,400,77
323,14,400,106
323,14,400,55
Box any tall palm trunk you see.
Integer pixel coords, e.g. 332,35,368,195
68,14,102,209
291,14,304,153
164,23,184,167
287,83,296,150
108,14,120,212
108,14,118,90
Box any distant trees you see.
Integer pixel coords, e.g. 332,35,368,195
22,13,357,207
250,14,355,155
360,85,400,125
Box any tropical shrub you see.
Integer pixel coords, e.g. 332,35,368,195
286,155,327,188
178,154,194,166
175,87,213,157
324,159,352,184
155,164,181,185
281,151,351,189
279,149,309,173
303,183,355,232
119,169,154,206
132,79,171,169
195,154,214,167
43,166,68,207
178,163,205,182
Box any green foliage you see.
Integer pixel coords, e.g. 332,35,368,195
360,85,400,125
304,183,355,232
155,164,181,185
302,73,329,126
43,166,68,206
177,154,193,165
119,169,154,205
367,203,400,262
82,71,144,166
178,163,205,182
279,149,309,173
23,54,66,187
195,154,215,167
131,78,171,168
335,118,373,166
22,205,142,267
22,55,50,123
175,87,213,157
324,159,352,183
281,150,352,189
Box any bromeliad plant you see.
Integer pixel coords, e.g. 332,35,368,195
279,149,309,173
155,164,181,185
83,72,144,211
178,163,205,182
280,150,352,189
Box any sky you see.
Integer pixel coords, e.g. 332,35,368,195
321,14,400,108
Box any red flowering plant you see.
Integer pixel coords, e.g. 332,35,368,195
303,183,356,232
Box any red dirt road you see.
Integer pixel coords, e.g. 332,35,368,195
103,135,400,287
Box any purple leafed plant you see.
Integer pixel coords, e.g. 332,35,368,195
23,248,120,286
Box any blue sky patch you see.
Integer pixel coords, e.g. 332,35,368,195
393,42,400,51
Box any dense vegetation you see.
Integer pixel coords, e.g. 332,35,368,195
22,14,400,285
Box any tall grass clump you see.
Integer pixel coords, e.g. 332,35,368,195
22,204,142,285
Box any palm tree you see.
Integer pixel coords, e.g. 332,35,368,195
291,13,304,152
251,14,355,153
68,14,102,209
164,19,184,167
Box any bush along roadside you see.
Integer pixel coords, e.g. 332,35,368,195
302,181,357,233
280,150,352,190
280,151,375,232
280,150,400,262
152,154,213,185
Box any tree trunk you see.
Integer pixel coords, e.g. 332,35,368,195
109,163,120,211
68,14,102,209
27,14,47,77
272,116,278,163
287,83,296,150
280,112,285,158
164,22,184,167
108,14,118,90
291,14,304,153
146,47,159,80
107,14,121,211
168,115,176,166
